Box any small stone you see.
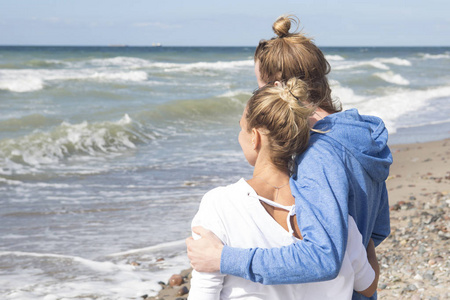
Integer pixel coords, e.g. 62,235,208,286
406,284,417,291
379,283,387,289
156,257,165,262
180,268,192,278
434,256,444,263
423,270,434,280
177,286,189,296
169,274,184,287
158,281,166,287
141,295,148,299
391,203,400,211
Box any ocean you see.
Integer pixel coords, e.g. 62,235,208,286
0,46,449,299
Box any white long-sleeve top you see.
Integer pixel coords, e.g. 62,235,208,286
189,179,375,300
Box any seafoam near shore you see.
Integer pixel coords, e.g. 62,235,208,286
149,139,450,300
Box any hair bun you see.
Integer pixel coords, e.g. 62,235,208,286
272,15,292,37
282,77,308,104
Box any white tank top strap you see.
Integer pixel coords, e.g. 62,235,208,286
248,193,297,235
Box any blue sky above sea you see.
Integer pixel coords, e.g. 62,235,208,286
1,0,449,47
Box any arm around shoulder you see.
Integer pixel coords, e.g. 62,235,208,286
221,143,351,284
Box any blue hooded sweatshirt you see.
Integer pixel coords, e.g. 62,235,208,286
221,109,392,300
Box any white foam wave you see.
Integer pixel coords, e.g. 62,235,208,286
0,69,148,93
325,55,345,61
0,250,174,299
0,251,134,273
217,89,251,98
88,56,151,68
0,114,148,171
396,118,450,130
373,57,412,66
107,239,186,257
90,71,148,81
333,56,413,72
153,59,254,72
351,86,450,133
330,79,364,104
334,61,390,71
374,71,410,85
0,76,44,93
419,52,450,60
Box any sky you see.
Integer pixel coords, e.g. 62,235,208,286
1,0,449,47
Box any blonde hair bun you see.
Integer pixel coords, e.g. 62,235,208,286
245,78,314,173
280,77,309,105
272,15,297,37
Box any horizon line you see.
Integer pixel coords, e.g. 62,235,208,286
1,44,449,48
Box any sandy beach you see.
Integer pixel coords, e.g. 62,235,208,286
148,138,449,300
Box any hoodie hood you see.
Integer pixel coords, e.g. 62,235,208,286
312,109,392,182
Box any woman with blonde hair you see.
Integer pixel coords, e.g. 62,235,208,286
187,15,391,300
188,78,378,299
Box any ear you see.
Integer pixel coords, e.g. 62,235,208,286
251,128,261,150
274,81,282,87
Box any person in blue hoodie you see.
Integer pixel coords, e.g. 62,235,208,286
186,15,392,300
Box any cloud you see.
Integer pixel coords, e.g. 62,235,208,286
132,22,181,29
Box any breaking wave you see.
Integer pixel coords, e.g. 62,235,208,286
0,115,155,173
373,71,410,85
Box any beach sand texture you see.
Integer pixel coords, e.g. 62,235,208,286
148,139,449,300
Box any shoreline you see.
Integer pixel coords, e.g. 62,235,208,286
147,138,449,300
388,121,450,146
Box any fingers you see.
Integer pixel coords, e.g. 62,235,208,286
191,226,209,237
185,236,193,248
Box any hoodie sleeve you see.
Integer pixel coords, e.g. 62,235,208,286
220,142,349,284
371,184,390,246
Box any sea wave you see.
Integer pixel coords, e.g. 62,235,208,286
333,56,412,71
373,71,410,85
0,114,154,172
0,244,189,299
35,56,254,72
135,92,247,123
373,57,412,66
325,55,345,61
26,59,67,68
0,69,148,93
88,56,151,68
150,59,254,72
0,250,168,299
107,239,186,257
0,76,44,93
330,79,365,104
333,61,390,71
419,52,450,60
354,86,450,133
0,251,135,273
